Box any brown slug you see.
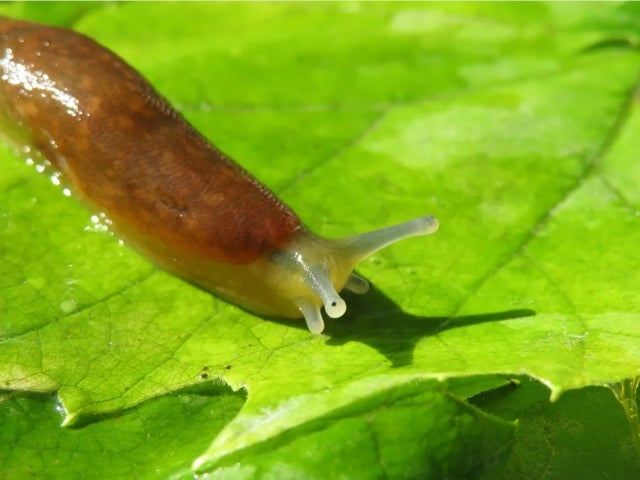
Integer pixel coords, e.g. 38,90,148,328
0,18,439,334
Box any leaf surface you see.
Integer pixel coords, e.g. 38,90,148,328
1,2,639,476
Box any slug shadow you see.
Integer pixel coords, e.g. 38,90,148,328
310,285,534,368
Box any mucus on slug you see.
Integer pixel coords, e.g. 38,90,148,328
0,17,439,334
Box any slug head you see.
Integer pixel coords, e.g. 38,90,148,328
269,215,439,333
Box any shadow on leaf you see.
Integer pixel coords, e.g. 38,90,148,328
322,285,536,368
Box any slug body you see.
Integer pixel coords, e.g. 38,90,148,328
0,18,439,333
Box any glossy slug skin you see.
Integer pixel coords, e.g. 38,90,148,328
0,18,439,333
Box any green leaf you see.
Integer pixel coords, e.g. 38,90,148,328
472,377,640,479
196,380,514,480
0,384,245,479
1,1,640,477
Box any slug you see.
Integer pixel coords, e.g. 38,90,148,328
0,18,439,334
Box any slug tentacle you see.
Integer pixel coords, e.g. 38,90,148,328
297,300,326,335
345,272,370,295
333,215,439,264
